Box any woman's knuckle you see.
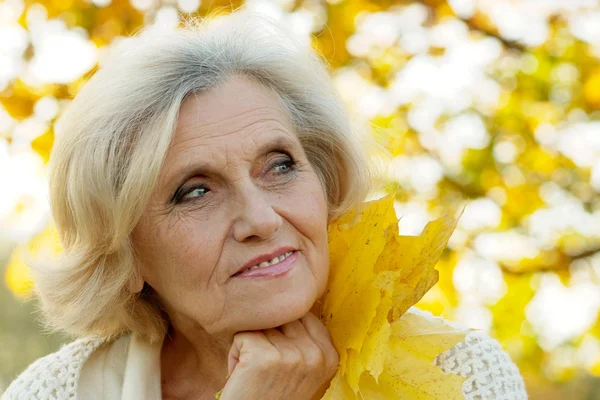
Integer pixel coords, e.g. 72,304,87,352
305,347,324,368
283,347,303,366
331,347,340,362
327,351,340,371
261,349,281,366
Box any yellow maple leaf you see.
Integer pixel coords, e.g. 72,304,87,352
320,194,467,399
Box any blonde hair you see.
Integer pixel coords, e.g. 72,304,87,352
34,10,371,342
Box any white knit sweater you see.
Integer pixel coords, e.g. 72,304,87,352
2,309,528,399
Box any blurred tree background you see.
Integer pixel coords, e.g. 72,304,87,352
1,0,600,398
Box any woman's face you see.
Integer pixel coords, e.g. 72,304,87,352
133,76,330,336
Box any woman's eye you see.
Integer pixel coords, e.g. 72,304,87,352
181,185,209,201
272,157,296,174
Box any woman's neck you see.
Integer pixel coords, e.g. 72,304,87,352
160,323,232,400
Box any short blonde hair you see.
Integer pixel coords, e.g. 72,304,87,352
34,10,371,342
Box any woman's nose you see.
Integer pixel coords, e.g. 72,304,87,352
231,185,283,243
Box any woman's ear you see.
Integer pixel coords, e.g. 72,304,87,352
128,267,145,294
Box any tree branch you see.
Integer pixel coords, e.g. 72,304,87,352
460,15,527,52
414,0,527,52
498,246,600,276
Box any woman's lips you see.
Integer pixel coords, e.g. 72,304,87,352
234,251,298,278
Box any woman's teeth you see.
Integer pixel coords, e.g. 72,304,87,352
248,251,293,270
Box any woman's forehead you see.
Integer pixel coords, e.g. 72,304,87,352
172,106,293,152
166,111,297,167
170,78,295,152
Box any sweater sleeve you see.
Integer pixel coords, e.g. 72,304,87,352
405,307,527,400
434,331,528,399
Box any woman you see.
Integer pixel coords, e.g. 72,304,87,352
3,10,527,400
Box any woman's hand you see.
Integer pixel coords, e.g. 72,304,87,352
219,312,339,400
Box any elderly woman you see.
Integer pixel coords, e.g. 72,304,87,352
4,10,527,400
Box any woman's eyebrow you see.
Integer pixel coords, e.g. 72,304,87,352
166,134,298,191
256,135,297,155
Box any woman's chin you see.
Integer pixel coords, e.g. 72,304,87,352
238,295,317,331
227,265,325,330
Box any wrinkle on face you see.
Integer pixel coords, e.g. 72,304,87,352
174,104,288,138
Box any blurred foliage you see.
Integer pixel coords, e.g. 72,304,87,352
0,252,68,391
2,0,600,398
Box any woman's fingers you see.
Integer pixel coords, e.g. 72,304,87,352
279,319,305,338
301,312,333,346
275,313,337,372
300,312,339,369
229,314,335,363
228,331,273,376
263,328,305,368
229,317,333,375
